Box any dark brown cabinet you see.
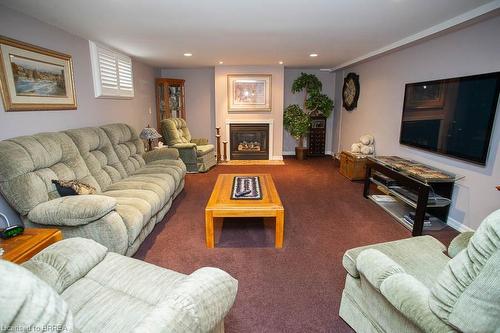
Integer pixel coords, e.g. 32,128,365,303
308,116,326,156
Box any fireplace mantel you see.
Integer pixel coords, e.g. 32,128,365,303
225,119,274,160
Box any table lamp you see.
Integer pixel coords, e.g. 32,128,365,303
140,125,162,151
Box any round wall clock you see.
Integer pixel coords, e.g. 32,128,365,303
342,73,360,111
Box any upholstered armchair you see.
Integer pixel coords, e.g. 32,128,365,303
339,209,500,333
161,118,216,173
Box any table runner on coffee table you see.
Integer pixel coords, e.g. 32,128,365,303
231,176,262,200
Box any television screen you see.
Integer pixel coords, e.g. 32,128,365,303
400,72,500,165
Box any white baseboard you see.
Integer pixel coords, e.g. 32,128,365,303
282,150,333,156
447,216,474,232
271,155,283,161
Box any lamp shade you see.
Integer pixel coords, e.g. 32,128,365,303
140,127,162,140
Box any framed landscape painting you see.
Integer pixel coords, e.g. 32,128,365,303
227,74,271,112
0,36,77,111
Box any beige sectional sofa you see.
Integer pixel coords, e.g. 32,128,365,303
1,237,238,333
0,123,186,256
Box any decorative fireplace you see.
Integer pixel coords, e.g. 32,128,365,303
230,123,269,160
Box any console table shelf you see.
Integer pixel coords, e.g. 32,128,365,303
364,156,458,236
369,178,452,208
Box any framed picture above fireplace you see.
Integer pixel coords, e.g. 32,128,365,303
227,74,271,112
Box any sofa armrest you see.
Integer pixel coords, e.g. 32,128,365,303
172,143,197,149
191,138,209,145
380,273,455,333
447,231,474,258
22,238,108,293
133,267,238,333
27,195,117,226
143,147,180,163
356,249,405,290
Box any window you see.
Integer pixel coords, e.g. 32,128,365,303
89,41,134,98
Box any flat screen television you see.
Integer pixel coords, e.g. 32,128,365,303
400,72,500,165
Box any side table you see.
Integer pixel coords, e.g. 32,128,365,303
339,151,369,180
0,228,62,263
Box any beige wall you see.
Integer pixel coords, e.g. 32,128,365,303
0,5,158,224
0,5,157,140
335,14,500,230
214,66,284,159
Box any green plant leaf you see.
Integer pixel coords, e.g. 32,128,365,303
291,72,323,95
305,92,334,118
283,104,311,147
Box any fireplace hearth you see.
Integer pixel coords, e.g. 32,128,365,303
230,123,269,160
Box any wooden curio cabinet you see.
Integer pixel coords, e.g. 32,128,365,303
155,78,185,130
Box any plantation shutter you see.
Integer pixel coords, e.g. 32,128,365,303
117,57,133,93
90,41,134,98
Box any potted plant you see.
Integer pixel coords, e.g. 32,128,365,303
283,104,311,160
284,72,334,159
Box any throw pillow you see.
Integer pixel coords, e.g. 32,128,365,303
52,179,96,196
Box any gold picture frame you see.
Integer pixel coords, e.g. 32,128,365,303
227,74,271,112
0,36,77,111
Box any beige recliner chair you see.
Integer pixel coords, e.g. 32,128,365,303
161,118,216,173
339,209,500,332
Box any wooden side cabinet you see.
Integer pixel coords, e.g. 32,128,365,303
339,151,368,180
0,228,62,264
308,116,326,156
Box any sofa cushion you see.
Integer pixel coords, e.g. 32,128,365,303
161,118,192,146
132,164,185,189
62,253,186,333
22,238,108,293
342,236,449,287
196,144,215,157
0,259,74,331
104,174,175,205
430,210,500,332
0,132,99,215
65,127,127,190
28,195,117,226
114,197,153,245
100,124,147,176
103,189,163,218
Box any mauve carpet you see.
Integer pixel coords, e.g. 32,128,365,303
134,157,457,333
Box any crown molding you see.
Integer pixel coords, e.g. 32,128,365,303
322,1,500,72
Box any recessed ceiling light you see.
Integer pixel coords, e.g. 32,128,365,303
278,61,284,65
183,53,192,57
309,53,318,57
218,61,224,64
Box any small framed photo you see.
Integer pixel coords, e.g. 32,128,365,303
0,36,77,111
227,74,271,112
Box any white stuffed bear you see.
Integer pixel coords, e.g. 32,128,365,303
360,145,374,155
359,134,374,146
350,134,375,155
351,143,362,153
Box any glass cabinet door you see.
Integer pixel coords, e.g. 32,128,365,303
158,82,168,122
155,78,185,131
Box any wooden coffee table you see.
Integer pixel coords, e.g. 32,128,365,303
205,174,284,248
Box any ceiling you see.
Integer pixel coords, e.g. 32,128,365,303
1,0,497,68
